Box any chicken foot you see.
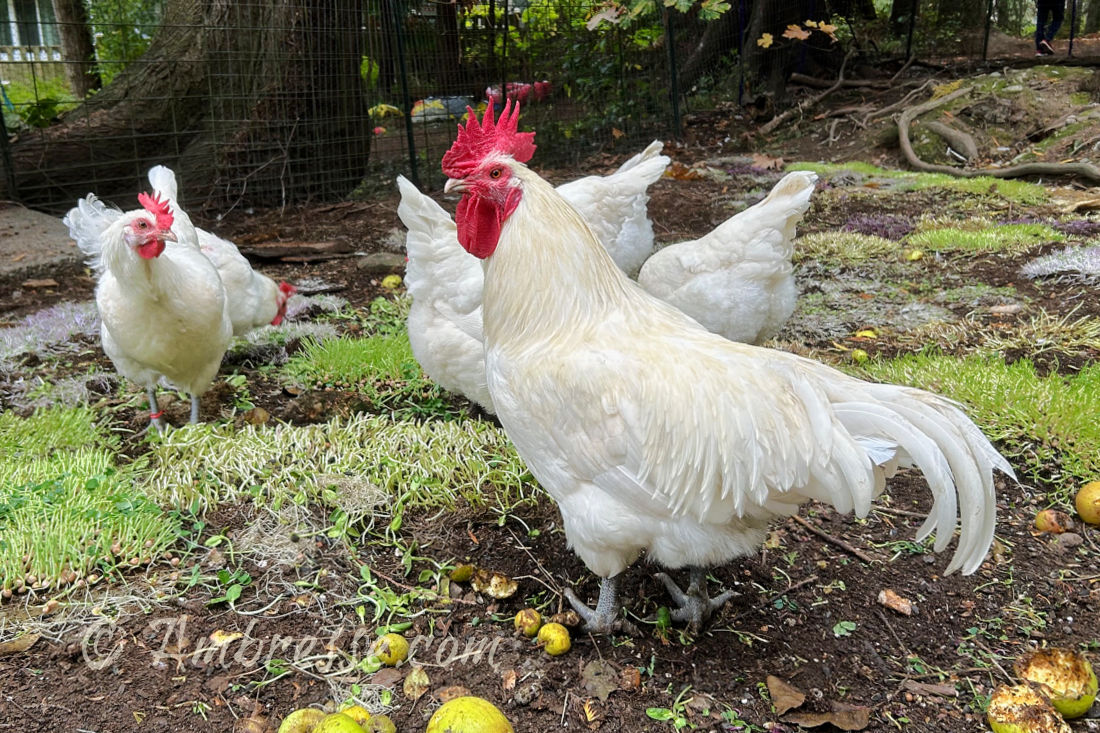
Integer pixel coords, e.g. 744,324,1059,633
190,394,201,424
147,389,166,433
654,566,738,631
563,573,638,635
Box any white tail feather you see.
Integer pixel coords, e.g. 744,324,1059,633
62,194,122,273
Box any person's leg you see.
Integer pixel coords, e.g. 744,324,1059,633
1036,0,1049,51
1046,0,1065,43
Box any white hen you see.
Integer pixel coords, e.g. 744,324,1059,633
637,170,817,344
400,140,669,413
147,165,297,336
63,191,233,430
439,102,1014,633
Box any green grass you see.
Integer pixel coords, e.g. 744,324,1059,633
140,415,539,517
788,162,1049,205
795,231,899,263
857,352,1100,503
0,408,178,594
905,222,1062,255
282,328,462,419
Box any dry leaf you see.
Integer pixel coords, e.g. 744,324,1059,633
782,24,811,40
404,666,430,700
750,152,785,170
767,675,806,715
757,32,774,48
620,666,641,690
372,667,403,688
783,703,871,730
666,161,704,181
22,278,58,288
208,630,243,647
611,127,624,139
434,685,471,702
877,589,914,616
0,633,40,656
582,659,619,702
501,668,518,692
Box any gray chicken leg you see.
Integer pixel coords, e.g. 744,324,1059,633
563,573,636,634
190,394,201,424
654,566,738,631
147,388,166,433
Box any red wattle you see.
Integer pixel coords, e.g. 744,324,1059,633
137,239,166,259
455,195,501,259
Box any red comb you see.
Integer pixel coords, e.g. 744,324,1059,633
441,99,535,178
278,281,297,297
137,191,174,231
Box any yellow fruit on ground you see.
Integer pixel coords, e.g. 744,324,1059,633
372,632,409,666
313,712,366,733
363,714,396,733
850,348,869,364
536,622,571,656
381,274,403,290
426,696,514,733
1034,509,1073,535
1015,648,1098,719
1076,481,1100,525
277,708,326,733
514,608,542,638
340,705,372,726
986,684,1070,733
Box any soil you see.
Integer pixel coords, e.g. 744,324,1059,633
2,63,1100,733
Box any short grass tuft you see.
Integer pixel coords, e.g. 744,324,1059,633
795,231,899,263
905,222,1062,255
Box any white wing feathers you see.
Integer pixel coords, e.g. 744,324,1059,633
147,164,200,248
62,195,122,274
556,140,669,276
515,322,1008,576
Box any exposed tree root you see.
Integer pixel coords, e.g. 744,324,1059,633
759,51,856,136
897,86,1100,183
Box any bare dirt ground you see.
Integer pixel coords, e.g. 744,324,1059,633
1,62,1099,733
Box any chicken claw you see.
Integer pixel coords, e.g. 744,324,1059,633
563,574,638,635
147,389,166,434
654,567,738,632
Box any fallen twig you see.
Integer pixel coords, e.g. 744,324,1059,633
791,514,876,564
759,50,855,136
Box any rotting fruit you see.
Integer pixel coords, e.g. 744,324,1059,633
986,684,1070,733
1034,509,1073,535
425,696,514,733
514,608,542,638
276,708,327,733
372,632,409,666
536,622,571,656
1015,648,1098,719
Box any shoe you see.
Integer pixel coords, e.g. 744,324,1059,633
1039,39,1055,55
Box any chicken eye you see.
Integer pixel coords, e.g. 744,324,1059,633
137,220,148,229
490,168,502,179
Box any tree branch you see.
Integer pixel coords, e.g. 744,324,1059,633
759,49,856,136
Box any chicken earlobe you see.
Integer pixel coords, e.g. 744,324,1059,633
654,567,739,632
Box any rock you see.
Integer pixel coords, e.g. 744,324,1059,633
356,252,406,274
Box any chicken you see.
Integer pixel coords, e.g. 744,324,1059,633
399,139,668,413
638,170,817,344
440,102,1014,632
63,191,233,431
147,165,296,336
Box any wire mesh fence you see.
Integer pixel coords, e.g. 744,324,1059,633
0,0,1095,215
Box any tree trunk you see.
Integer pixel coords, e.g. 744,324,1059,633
51,0,102,98
3,0,371,213
1086,0,1100,33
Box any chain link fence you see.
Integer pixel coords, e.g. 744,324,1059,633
0,0,1093,214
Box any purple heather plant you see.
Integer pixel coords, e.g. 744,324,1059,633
0,301,99,365
1052,219,1100,238
842,214,914,241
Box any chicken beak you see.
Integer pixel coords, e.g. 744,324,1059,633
158,230,178,243
444,178,467,194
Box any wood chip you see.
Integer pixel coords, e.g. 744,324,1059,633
901,679,958,698
877,588,914,616
22,278,58,288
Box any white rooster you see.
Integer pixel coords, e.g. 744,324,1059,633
63,191,233,430
439,102,1014,632
147,165,297,335
638,170,817,344
399,140,669,413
